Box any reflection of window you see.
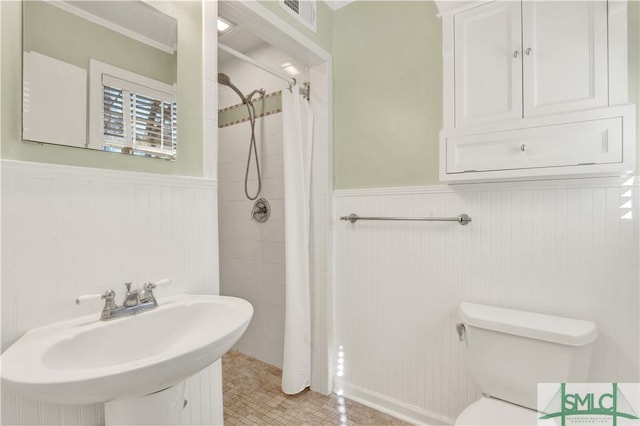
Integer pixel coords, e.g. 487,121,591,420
102,75,177,159
89,59,176,160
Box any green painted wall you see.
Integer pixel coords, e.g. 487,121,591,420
333,1,640,189
3,1,638,183
24,1,176,86
1,1,203,176
333,1,441,189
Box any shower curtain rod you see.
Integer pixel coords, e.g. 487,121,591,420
219,43,297,86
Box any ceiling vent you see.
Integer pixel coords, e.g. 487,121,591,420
280,0,317,33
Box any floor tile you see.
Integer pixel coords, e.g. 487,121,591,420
222,351,410,426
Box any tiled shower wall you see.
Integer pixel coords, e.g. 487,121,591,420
334,178,640,424
218,112,287,367
1,160,223,426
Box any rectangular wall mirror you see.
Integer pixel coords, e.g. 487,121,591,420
22,0,179,161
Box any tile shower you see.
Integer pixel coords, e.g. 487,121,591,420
217,43,309,369
218,113,287,367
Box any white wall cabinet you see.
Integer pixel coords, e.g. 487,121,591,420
438,0,635,183
454,1,522,127
522,1,609,117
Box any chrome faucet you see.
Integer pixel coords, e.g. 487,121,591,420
76,279,171,321
122,282,154,307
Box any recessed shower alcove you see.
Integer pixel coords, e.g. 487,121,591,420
216,1,333,395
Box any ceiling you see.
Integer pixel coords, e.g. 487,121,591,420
218,21,268,64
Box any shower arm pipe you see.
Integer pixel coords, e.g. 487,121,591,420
219,43,296,87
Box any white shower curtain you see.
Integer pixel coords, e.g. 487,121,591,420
281,86,314,395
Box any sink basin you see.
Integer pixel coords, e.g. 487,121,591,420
1,294,253,405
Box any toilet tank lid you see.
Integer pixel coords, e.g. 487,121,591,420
460,302,597,346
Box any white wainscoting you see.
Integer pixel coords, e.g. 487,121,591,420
1,160,223,426
333,177,639,425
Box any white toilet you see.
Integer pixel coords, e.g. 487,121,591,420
455,302,597,425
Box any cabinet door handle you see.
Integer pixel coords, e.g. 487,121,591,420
520,144,527,152
513,50,520,58
525,48,532,56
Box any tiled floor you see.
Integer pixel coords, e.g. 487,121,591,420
222,351,409,425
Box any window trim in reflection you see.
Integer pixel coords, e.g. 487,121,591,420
89,59,177,160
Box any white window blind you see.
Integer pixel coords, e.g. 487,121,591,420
101,74,177,160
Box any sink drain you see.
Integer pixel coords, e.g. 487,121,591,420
251,198,271,223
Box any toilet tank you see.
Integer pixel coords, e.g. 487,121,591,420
459,302,597,410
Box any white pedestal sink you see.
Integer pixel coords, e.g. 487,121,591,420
105,382,186,425
1,294,253,425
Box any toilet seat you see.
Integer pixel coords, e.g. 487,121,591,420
455,397,539,425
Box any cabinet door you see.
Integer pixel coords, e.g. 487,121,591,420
522,1,608,117
454,2,522,128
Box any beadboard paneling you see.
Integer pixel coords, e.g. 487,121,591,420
333,178,640,424
1,160,222,426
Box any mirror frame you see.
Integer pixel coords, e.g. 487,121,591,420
21,0,179,161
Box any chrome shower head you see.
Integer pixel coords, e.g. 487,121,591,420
218,73,246,103
217,72,232,86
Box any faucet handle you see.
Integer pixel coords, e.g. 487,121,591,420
75,289,116,305
144,278,172,292
154,278,172,288
76,293,102,305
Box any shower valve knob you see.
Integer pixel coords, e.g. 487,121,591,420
251,198,271,223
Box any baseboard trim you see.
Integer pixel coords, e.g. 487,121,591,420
338,381,455,426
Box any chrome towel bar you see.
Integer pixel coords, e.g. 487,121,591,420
339,213,472,226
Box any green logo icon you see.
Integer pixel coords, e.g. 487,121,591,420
540,383,639,426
